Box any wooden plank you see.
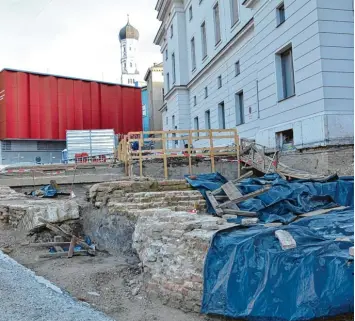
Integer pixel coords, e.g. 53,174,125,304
211,172,253,196
222,209,258,217
27,242,71,248
209,130,215,172
219,185,271,209
138,132,143,177
188,130,193,175
299,206,347,217
162,133,168,179
235,132,240,178
236,171,253,182
38,218,72,240
222,181,243,200
68,236,77,258
39,250,87,259
206,191,224,217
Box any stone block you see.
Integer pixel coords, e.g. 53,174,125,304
275,230,297,250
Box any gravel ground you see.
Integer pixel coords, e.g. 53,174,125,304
0,251,113,321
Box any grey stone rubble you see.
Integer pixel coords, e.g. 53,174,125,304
0,186,79,232
0,250,113,321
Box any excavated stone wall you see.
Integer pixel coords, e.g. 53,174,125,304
87,179,236,312
132,209,235,312
0,186,79,232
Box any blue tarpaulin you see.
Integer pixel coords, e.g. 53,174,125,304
186,173,354,223
31,184,58,198
186,173,354,320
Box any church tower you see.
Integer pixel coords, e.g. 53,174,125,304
119,16,140,85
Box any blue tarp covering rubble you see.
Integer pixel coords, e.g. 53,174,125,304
185,173,354,320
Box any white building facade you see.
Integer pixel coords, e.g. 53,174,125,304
154,0,354,149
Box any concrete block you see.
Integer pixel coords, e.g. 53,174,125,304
275,230,297,250
241,218,259,226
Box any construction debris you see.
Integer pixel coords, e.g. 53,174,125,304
239,141,334,180
27,219,96,259
275,230,297,250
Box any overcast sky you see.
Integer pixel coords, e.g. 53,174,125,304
0,0,162,83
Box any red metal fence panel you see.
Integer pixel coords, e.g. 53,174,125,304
0,69,144,140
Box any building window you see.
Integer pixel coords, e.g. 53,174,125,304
218,102,225,129
172,53,176,84
166,117,168,125
167,72,170,91
204,86,208,99
217,75,222,88
193,95,197,106
213,2,221,45
191,37,196,71
276,46,295,101
201,21,207,59
172,115,175,128
205,110,211,129
1,141,11,151
123,46,126,54
165,49,168,60
130,62,132,67
235,61,240,76
230,0,239,27
276,129,294,150
194,117,199,136
235,91,244,125
129,47,131,51
170,24,173,38
189,5,193,20
276,2,285,26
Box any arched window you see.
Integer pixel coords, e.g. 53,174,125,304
130,62,132,67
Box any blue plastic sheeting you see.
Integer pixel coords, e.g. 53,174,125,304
186,173,354,223
292,207,354,241
202,220,354,320
197,174,354,320
185,173,227,213
31,184,58,198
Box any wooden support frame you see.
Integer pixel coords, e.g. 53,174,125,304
118,128,241,179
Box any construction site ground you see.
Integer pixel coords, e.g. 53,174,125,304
0,183,352,321
0,185,215,321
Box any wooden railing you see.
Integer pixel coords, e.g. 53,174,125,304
118,129,240,179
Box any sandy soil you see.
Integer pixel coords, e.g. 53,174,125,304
0,220,217,321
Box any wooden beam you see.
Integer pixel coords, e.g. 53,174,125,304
299,206,347,217
206,191,224,217
223,209,258,217
218,185,271,208
39,250,88,259
68,236,77,258
27,242,71,247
